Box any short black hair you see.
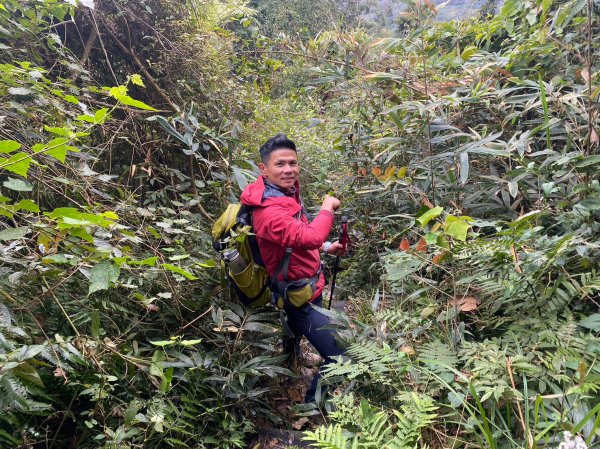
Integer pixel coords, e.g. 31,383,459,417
259,133,297,163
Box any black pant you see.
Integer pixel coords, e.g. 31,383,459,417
283,295,344,403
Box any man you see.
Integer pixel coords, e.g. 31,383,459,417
240,133,345,403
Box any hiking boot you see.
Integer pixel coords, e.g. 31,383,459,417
299,352,323,367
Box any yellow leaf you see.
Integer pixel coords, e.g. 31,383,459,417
130,74,145,87
102,211,119,220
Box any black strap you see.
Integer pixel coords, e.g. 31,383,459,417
270,247,293,291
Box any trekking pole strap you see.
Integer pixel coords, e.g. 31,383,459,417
328,216,350,309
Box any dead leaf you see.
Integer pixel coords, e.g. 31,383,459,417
371,167,382,176
449,296,481,312
292,417,310,430
399,238,410,251
212,326,239,333
400,346,415,355
54,367,66,378
421,196,434,209
416,237,428,252
581,68,590,84
591,128,599,144
423,0,437,12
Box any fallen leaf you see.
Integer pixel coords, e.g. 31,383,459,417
400,346,415,355
292,417,310,430
449,296,481,312
399,238,410,251
416,237,428,252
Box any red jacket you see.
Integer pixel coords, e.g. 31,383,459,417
240,176,334,300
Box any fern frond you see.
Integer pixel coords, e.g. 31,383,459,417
303,424,350,449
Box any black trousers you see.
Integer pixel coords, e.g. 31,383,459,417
283,295,344,403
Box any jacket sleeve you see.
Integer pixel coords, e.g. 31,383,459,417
253,204,334,250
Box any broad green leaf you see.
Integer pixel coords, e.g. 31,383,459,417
416,206,443,226
16,199,39,212
76,114,95,123
109,86,156,111
101,211,119,220
64,94,79,104
70,227,94,242
117,94,156,111
42,254,70,264
13,363,44,387
48,207,112,227
0,204,15,219
3,177,32,191
444,216,471,241
0,152,33,177
0,140,21,153
34,138,79,163
578,314,600,332
161,263,198,280
149,350,164,377
384,252,422,282
0,226,29,241
94,108,109,124
129,256,158,266
575,155,600,168
44,125,71,137
88,260,120,295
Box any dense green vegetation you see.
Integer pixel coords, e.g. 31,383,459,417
0,0,599,448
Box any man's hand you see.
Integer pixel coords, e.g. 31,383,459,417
327,241,345,256
321,195,340,213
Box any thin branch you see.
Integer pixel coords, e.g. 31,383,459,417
585,0,595,155
100,19,177,110
90,6,118,85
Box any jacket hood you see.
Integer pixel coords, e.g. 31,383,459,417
240,175,301,208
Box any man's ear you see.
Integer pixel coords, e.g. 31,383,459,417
258,162,266,174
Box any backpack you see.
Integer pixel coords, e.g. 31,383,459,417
211,204,320,309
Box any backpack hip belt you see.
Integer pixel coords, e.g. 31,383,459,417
270,247,323,308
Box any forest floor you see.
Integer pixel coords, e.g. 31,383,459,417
248,298,348,448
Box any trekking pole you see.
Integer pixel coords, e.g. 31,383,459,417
328,216,349,309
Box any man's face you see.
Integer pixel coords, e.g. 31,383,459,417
259,148,299,190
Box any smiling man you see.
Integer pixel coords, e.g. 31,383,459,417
240,133,345,403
